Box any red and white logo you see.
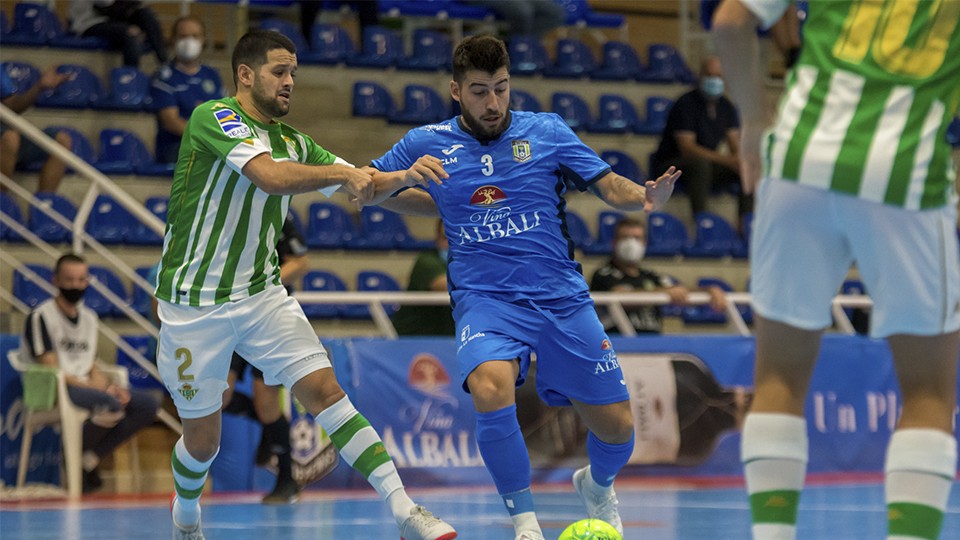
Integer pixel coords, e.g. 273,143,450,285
408,354,452,397
469,185,507,206
601,339,612,351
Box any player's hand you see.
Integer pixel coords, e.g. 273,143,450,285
643,166,681,212
403,155,448,187
341,166,375,206
738,122,765,194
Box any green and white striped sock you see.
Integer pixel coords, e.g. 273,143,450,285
171,438,217,528
885,429,956,540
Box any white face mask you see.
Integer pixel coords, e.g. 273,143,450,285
175,37,203,62
614,237,645,264
700,76,724,98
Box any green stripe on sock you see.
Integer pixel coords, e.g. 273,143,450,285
171,451,206,480
749,490,800,525
352,442,392,479
174,481,204,500
888,502,944,539
329,414,371,450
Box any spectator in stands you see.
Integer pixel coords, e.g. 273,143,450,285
21,253,159,493
590,217,726,334
461,0,565,38
69,0,168,68
1,66,73,194
150,16,225,164
391,220,455,336
652,55,752,231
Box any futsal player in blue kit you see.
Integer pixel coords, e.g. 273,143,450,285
370,35,681,540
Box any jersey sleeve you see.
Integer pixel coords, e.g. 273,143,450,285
549,114,612,191
739,0,790,30
23,309,53,358
188,102,270,174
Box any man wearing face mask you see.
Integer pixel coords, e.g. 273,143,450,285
652,55,752,231
150,16,225,164
391,220,455,336
590,217,726,334
20,254,159,493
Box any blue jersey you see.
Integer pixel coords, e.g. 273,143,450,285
150,63,224,162
372,111,611,303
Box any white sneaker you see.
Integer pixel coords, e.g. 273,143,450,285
573,466,623,534
172,517,204,540
515,531,546,540
399,505,458,540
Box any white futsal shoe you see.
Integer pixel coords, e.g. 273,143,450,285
515,530,547,540
399,505,458,540
172,517,204,540
573,465,624,534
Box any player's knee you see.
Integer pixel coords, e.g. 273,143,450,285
54,130,72,148
183,433,220,462
466,372,514,409
292,369,346,414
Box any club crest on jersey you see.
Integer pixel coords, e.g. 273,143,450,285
470,185,507,206
601,339,612,351
511,139,532,162
213,108,251,139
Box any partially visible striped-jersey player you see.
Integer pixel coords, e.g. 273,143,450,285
714,1,960,539
155,29,456,540
371,35,680,540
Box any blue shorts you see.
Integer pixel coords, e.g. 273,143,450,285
452,293,629,407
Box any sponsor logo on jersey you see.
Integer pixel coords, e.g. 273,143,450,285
442,144,464,156
601,339,612,351
469,185,507,206
422,123,452,132
512,139,532,162
594,351,621,375
213,108,252,139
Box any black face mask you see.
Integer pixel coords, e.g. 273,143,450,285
59,287,86,304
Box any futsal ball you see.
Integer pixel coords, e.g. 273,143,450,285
558,519,623,540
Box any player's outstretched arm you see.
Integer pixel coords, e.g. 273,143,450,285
243,153,374,199
360,155,447,209
378,188,440,217
592,166,681,212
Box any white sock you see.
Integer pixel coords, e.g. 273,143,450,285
386,487,417,526
885,429,956,540
82,451,100,472
512,512,542,535
171,438,218,528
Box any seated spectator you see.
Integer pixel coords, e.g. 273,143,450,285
1,66,73,194
651,56,753,231
21,253,159,493
151,16,224,164
69,0,168,68
462,0,565,38
391,220,455,336
590,217,725,334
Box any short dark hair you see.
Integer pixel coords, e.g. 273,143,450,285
54,253,86,275
452,34,510,82
172,15,205,38
614,217,646,237
231,29,296,87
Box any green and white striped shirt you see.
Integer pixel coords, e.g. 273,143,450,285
156,96,339,306
743,0,960,209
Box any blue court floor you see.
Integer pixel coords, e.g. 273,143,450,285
2,479,959,539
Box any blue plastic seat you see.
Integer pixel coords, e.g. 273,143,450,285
397,29,452,71
387,84,448,125
46,11,108,50
635,96,673,135
551,92,592,132
588,94,641,134
35,64,102,109
352,80,395,118
13,264,54,309
947,117,960,147
259,18,309,56
301,270,348,319
555,0,626,28
128,196,168,246
306,202,358,249
733,211,752,258
592,41,643,81
86,265,129,318
508,35,549,76
681,277,732,324
18,126,96,174
302,23,356,64
342,270,401,319
0,192,25,242
352,207,433,251
28,193,77,243
345,26,402,68
593,210,625,255
5,2,59,45
1,10,9,35
646,211,689,257
510,89,542,113
116,335,163,390
86,194,137,244
639,43,682,83
96,129,143,174
129,266,157,318
600,150,643,182
543,38,596,79
95,67,151,111
564,209,596,253
1,61,41,94
841,278,866,323
685,212,742,258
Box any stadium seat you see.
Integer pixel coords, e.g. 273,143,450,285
306,202,357,249
259,18,309,56
397,29,452,71
645,211,689,257
35,65,102,109
345,26,402,68
592,210,625,255
510,89,542,113
302,23,356,64
128,195,167,246
588,94,641,134
733,212,752,258
387,84,448,125
28,193,77,243
115,335,163,390
129,266,157,318
18,126,96,174
592,41,643,81
543,38,596,79
685,212,742,258
554,0,626,29
564,209,596,253
681,277,732,324
342,270,401,319
508,35,549,76
4,2,59,45
96,129,142,174
639,43,682,83
86,194,137,244
0,10,9,35
45,11,108,50
947,117,960,147
1,61,41,95
0,192,25,242
840,278,866,322
301,270,348,319
13,264,53,309
86,266,129,318
352,80,395,118
95,67,151,111
352,207,433,251
635,96,673,135
600,150,643,182
551,92,592,132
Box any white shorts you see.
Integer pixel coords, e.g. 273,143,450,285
750,177,960,338
157,285,331,419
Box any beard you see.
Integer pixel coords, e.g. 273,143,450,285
460,108,509,140
251,78,289,119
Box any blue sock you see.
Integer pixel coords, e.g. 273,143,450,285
587,431,634,488
476,405,534,516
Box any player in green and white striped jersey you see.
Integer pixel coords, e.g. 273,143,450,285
156,30,456,540
715,1,960,539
